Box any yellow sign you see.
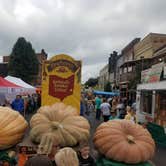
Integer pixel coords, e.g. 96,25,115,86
42,54,81,112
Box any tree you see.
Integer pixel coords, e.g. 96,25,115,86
85,77,98,87
104,82,112,92
8,37,39,83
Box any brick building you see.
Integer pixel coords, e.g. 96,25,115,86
0,49,47,86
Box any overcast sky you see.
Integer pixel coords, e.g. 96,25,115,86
0,0,166,82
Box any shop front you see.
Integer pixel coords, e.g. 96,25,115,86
136,81,166,128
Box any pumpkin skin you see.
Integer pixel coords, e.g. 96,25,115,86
0,106,28,150
30,102,90,154
93,120,155,164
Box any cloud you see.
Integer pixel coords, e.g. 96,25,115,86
0,0,166,82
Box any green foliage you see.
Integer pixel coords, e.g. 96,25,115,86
85,77,98,87
104,82,112,92
8,37,39,83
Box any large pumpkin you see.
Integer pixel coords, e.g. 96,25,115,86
0,106,28,150
30,102,90,154
93,120,155,164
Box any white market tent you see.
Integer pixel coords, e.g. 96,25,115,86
5,75,36,95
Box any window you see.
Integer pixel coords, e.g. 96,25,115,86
128,66,132,72
124,67,127,73
141,91,152,114
120,68,122,75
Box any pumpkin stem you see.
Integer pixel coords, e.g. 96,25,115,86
127,135,135,144
51,122,60,130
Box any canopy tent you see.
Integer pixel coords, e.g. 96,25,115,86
93,90,120,97
5,76,36,95
0,77,20,88
0,77,22,104
5,76,35,89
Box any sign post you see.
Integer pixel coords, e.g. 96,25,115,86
42,54,81,112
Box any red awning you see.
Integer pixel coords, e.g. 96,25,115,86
0,77,21,87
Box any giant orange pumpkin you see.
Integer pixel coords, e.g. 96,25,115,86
30,102,90,154
93,120,155,164
0,107,28,150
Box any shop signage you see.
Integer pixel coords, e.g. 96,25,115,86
42,54,81,112
141,69,150,83
148,62,164,83
141,62,164,83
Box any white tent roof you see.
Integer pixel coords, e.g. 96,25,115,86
137,81,166,90
5,76,35,89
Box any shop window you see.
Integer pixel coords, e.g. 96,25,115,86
128,66,132,72
141,91,152,114
124,67,127,73
120,68,122,75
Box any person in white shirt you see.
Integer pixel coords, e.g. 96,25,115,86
100,98,111,122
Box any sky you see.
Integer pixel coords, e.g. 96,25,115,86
0,0,166,83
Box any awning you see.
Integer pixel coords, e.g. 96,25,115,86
5,76,35,89
0,77,20,87
93,90,119,96
137,81,166,90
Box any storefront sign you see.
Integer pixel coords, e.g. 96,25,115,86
141,69,150,83
148,62,164,83
42,54,81,112
141,62,164,83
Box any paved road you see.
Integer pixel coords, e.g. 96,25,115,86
84,110,166,166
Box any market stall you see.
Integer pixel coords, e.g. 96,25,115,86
0,77,22,104
136,81,166,127
5,75,36,95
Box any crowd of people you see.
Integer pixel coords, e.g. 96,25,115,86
10,93,41,116
81,92,137,123
2,141,96,166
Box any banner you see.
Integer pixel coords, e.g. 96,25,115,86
42,54,81,112
148,62,164,83
141,69,150,83
141,62,164,83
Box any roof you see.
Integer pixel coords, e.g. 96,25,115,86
5,76,35,89
0,77,20,87
94,90,119,96
122,38,141,54
120,58,151,68
137,81,166,90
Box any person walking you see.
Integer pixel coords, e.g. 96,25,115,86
100,98,111,122
95,95,102,120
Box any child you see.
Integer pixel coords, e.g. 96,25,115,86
125,106,137,123
18,146,28,166
78,142,95,166
109,110,118,120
